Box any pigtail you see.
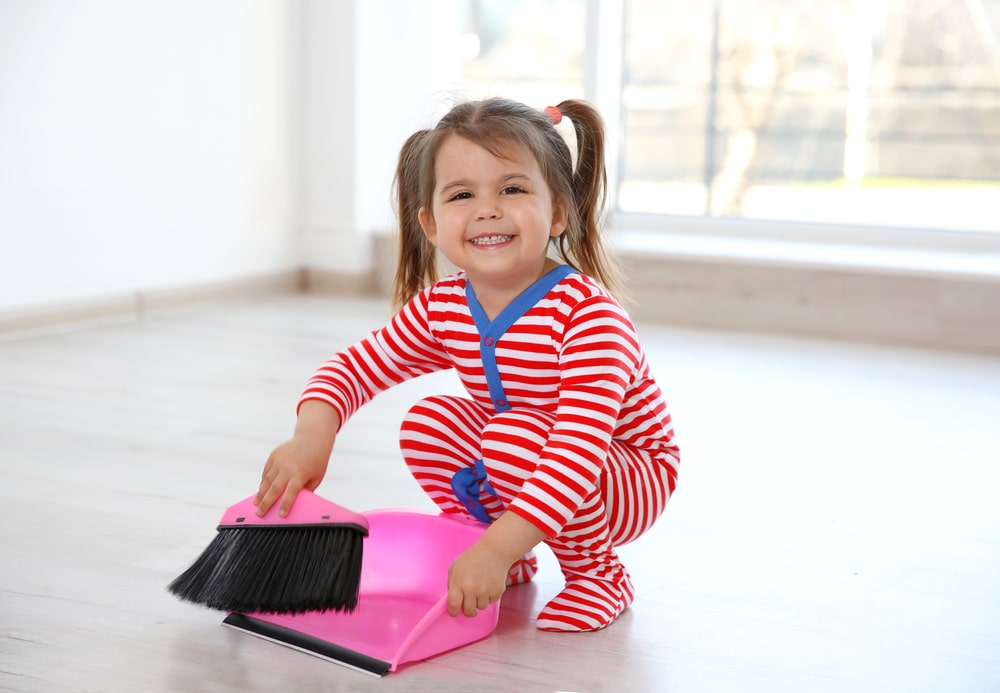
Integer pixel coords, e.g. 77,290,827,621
553,100,627,303
391,129,439,311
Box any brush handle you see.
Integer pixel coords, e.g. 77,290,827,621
218,490,369,533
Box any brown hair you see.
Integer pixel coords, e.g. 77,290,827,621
391,97,623,310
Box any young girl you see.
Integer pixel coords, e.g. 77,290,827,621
254,98,680,632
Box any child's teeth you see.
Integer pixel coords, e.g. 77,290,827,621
472,235,511,245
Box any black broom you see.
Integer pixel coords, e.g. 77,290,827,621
168,491,369,614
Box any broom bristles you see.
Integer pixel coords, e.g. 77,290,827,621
168,525,364,614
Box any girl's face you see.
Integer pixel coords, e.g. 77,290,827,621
418,134,568,302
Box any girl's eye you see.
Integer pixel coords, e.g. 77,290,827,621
501,185,526,195
449,191,473,201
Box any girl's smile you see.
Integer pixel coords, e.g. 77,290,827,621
469,234,514,247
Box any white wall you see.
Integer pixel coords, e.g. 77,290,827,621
0,1,304,314
301,0,465,274
0,0,464,316
300,0,357,275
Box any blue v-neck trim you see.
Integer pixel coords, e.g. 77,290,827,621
465,265,575,411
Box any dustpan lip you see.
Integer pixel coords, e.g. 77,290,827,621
222,612,391,677
363,507,490,528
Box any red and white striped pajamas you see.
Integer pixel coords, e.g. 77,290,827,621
299,267,680,631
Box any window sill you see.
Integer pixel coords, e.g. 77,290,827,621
610,215,1000,354
612,214,1000,282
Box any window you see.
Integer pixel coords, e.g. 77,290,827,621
460,0,586,104
462,0,1000,236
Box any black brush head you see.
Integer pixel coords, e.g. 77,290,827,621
168,525,365,614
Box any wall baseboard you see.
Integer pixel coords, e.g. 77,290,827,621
622,251,1000,355
3,258,998,355
0,271,305,335
300,268,378,297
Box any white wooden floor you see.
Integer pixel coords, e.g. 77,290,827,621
1,293,998,692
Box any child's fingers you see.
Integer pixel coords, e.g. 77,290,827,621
447,585,477,617
447,551,505,618
446,565,463,617
447,589,461,617
278,479,304,517
253,462,273,506
255,477,286,516
254,478,272,508
446,580,493,618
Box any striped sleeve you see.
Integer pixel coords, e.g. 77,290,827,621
298,288,451,428
507,291,647,536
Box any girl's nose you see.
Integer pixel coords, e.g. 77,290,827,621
475,199,501,220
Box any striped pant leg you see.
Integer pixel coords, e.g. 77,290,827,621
477,407,671,548
398,395,529,583
478,408,672,631
398,394,492,516
399,398,672,631
602,441,674,547
536,443,672,631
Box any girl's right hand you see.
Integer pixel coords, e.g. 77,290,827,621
254,400,340,517
253,435,330,517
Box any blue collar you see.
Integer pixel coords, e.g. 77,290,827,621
465,264,575,411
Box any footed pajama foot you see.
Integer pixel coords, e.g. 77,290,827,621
506,552,539,587
535,573,635,632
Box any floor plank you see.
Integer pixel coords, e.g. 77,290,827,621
1,294,998,692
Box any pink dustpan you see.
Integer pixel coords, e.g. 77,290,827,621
222,508,499,676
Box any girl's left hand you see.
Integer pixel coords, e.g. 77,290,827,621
446,543,508,617
445,511,547,617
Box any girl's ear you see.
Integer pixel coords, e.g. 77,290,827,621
549,197,569,238
418,207,438,246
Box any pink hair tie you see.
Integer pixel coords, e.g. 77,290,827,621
544,105,578,173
